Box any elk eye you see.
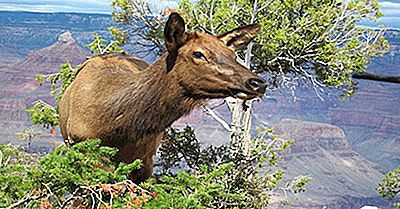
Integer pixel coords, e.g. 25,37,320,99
193,51,206,60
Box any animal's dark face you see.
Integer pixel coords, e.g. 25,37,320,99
165,13,266,100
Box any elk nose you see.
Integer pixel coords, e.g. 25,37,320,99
246,77,266,94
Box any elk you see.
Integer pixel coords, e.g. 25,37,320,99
59,13,266,182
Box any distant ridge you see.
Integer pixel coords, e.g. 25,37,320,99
1,31,90,95
0,11,112,57
0,10,111,16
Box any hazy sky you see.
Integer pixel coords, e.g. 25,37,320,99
377,1,400,28
0,0,178,13
0,0,399,28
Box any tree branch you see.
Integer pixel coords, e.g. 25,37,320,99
353,72,400,84
202,105,231,132
3,195,43,209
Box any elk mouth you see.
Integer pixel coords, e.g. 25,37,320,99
228,87,264,100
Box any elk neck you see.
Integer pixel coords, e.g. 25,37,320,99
111,53,203,141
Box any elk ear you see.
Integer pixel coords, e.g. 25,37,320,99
164,12,186,72
218,24,261,51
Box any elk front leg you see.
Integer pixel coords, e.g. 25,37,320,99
129,154,154,183
117,132,164,183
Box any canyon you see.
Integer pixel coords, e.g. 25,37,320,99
0,11,398,208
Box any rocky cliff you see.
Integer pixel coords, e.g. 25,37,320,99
0,11,112,56
176,113,394,208
274,119,390,208
0,31,90,149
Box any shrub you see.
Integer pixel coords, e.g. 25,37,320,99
0,140,143,208
1,127,310,208
377,166,400,209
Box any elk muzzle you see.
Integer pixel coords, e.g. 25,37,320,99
233,77,266,100
246,77,266,94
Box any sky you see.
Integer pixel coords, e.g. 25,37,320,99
0,0,399,28
0,0,178,14
376,0,400,28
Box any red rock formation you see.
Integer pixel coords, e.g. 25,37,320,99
0,32,90,147
274,119,388,209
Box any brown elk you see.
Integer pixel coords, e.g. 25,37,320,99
59,13,266,182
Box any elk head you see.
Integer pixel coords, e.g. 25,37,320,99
165,12,266,100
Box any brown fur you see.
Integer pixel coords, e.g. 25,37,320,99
59,13,266,182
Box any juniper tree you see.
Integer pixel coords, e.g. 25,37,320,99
110,0,389,157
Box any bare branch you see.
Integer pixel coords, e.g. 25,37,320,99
3,195,43,209
202,105,231,132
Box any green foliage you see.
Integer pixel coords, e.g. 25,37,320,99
47,62,78,102
157,126,230,175
2,127,309,208
156,126,311,208
111,0,166,56
87,27,127,55
28,62,77,128
0,140,142,208
26,101,59,128
0,144,40,208
178,0,244,34
36,62,78,104
179,0,388,97
36,140,140,194
142,163,246,209
377,166,400,208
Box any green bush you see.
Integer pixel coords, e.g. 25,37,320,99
0,140,142,208
1,127,310,208
154,126,310,208
377,166,400,209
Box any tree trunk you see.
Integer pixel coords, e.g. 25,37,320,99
228,41,255,156
227,98,252,155
203,0,259,157
227,0,259,156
